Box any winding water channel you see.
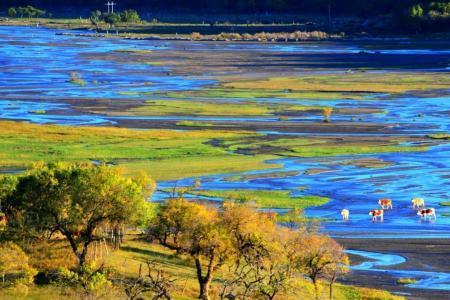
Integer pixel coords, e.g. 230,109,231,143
1,25,450,292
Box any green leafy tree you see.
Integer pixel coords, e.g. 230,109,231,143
409,4,424,18
7,7,17,18
104,13,122,31
121,9,141,23
2,163,153,268
89,10,103,31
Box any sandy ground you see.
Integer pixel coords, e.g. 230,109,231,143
336,238,450,300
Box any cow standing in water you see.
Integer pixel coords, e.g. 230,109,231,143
369,209,384,221
341,209,349,221
378,198,393,210
417,208,436,220
412,198,425,209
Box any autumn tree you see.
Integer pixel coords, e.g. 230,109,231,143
219,203,295,300
292,234,349,300
2,163,154,269
322,107,333,123
148,198,232,300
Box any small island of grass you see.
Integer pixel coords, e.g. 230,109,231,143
188,189,329,209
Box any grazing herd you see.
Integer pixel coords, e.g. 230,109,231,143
341,197,438,222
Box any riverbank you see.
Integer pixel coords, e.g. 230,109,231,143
1,17,449,42
337,238,450,300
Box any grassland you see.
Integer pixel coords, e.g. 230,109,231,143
156,72,450,104
188,189,329,209
0,121,428,181
0,235,406,300
119,99,320,116
221,136,428,157
163,88,363,101
0,121,278,181
223,73,450,96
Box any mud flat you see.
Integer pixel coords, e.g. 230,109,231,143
337,238,450,300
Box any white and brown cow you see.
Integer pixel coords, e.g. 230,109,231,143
369,209,384,221
417,208,436,220
341,209,350,221
412,198,425,209
378,198,393,210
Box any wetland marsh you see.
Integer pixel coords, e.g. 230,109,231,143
1,25,450,298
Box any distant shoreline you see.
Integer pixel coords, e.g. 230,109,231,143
2,17,449,43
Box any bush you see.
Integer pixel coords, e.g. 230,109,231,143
0,242,37,287
68,72,86,86
190,32,202,40
121,9,140,23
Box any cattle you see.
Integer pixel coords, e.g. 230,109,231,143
412,198,425,209
369,209,384,221
341,209,349,221
378,198,393,210
417,208,436,220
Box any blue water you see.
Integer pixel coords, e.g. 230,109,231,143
1,26,450,238
0,26,212,100
348,250,450,291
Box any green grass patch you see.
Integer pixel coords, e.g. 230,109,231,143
222,136,428,157
121,99,319,117
223,73,450,95
164,88,363,100
396,278,417,285
188,189,329,209
0,121,277,181
427,134,450,140
29,110,47,114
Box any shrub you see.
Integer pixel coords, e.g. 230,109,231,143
68,72,86,86
190,32,202,40
121,9,141,23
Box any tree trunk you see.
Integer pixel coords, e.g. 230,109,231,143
199,281,211,300
329,277,336,300
195,256,214,300
313,278,320,300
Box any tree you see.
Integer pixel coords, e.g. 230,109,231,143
90,10,102,31
121,9,141,23
0,242,37,286
322,107,333,123
409,4,424,18
7,7,17,18
104,13,122,33
292,234,349,300
219,203,294,300
2,163,153,269
149,198,232,300
123,260,176,300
